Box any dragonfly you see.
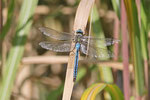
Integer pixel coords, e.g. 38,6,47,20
39,27,120,82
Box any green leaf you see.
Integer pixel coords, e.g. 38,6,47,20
0,0,15,40
111,0,120,18
0,0,38,100
92,5,113,83
124,0,145,96
81,83,124,100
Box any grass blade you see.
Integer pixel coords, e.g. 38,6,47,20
0,0,15,40
111,0,120,18
0,0,38,100
92,5,113,83
124,0,145,97
141,1,149,89
81,83,124,100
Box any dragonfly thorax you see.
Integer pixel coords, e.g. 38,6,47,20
74,33,84,43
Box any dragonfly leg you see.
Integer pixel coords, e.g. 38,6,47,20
70,46,76,54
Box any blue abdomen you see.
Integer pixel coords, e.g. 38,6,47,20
73,43,80,81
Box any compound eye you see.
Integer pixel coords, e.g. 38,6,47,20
76,29,83,34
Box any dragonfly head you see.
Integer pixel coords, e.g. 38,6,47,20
76,29,83,35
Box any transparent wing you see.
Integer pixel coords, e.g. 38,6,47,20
39,41,71,52
80,43,114,59
39,27,74,40
81,36,120,46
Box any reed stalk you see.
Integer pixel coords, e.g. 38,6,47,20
62,0,95,99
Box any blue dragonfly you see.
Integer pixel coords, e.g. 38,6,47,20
39,27,120,82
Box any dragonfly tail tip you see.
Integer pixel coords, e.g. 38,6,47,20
73,78,76,82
